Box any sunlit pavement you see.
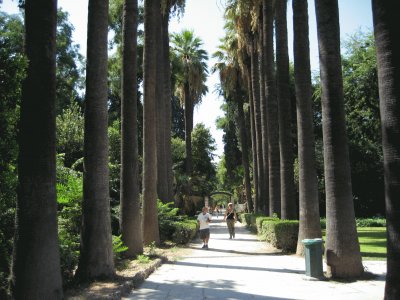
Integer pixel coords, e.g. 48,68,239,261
123,217,386,300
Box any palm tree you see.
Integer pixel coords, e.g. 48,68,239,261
250,36,266,213
275,0,296,220
224,0,263,212
248,68,259,213
315,0,363,278
292,0,321,255
372,1,400,297
157,0,185,203
258,16,270,214
156,16,168,203
213,35,252,212
10,0,62,298
120,0,143,257
75,0,115,280
142,0,161,245
262,0,280,217
171,30,208,177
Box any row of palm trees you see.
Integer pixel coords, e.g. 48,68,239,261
215,0,399,297
9,0,399,299
10,0,209,298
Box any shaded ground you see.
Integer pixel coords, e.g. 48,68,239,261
123,218,386,300
66,216,386,299
64,245,192,299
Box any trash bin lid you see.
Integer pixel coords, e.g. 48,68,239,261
302,238,323,245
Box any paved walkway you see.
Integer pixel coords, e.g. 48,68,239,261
123,217,386,300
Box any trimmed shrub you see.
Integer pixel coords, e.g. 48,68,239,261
171,220,198,244
320,217,386,229
240,213,252,226
356,218,386,227
261,220,299,253
256,216,279,233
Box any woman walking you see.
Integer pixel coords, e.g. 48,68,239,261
224,203,237,239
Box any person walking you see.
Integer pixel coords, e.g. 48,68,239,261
224,202,237,239
197,207,211,249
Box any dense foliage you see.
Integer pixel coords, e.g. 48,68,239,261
0,12,25,296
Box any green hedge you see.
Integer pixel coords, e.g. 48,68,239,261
261,220,299,253
356,218,386,227
239,213,252,226
171,220,198,244
256,216,280,233
321,217,386,228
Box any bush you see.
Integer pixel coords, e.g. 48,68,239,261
112,235,129,260
158,200,198,244
320,218,326,229
261,220,299,253
356,217,386,227
320,217,386,229
56,156,82,286
171,220,198,244
240,213,252,226
256,216,279,233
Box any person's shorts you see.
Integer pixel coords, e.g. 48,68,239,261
199,228,210,239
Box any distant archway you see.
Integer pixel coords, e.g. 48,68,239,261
206,191,234,209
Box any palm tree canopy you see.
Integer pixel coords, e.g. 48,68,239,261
212,32,243,101
171,29,209,107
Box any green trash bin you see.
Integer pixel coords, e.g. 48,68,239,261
302,238,323,278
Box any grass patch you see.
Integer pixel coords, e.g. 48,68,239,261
358,227,386,260
322,227,386,261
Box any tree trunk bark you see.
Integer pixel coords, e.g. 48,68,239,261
76,0,115,281
293,0,322,256
162,11,175,203
250,41,265,213
11,0,63,298
156,8,168,203
184,82,194,177
258,20,270,215
236,70,253,213
120,0,143,257
263,0,280,217
247,67,258,213
276,0,297,220
142,0,161,245
315,0,363,278
372,0,400,297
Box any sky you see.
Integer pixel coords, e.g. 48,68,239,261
1,0,373,162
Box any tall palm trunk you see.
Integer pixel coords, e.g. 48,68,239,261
263,0,280,217
372,1,400,298
250,41,265,213
142,0,160,245
184,82,194,177
76,0,115,280
293,0,321,255
276,0,296,220
247,67,258,213
236,71,252,213
162,11,174,203
120,0,143,257
156,9,168,203
258,19,270,215
315,0,363,278
10,0,62,298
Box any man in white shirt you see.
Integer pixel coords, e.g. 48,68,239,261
197,206,211,249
